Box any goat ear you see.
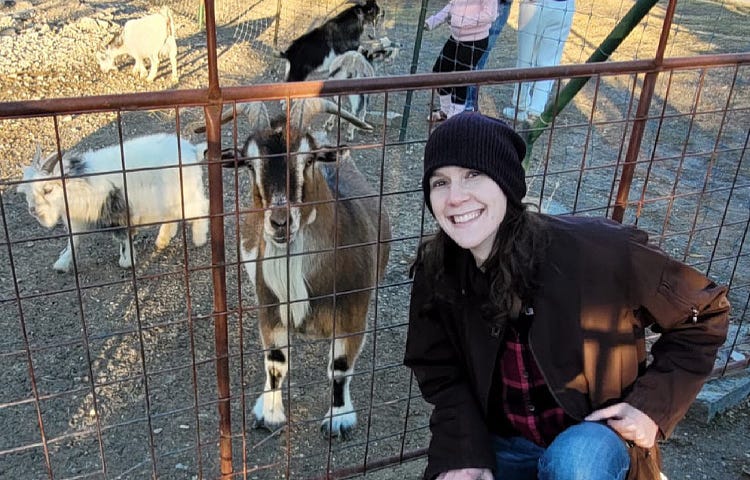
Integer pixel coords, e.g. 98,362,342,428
17,167,36,193
316,145,351,163
367,49,385,62
216,147,248,168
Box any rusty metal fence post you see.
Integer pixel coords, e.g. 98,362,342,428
202,0,234,476
612,0,680,223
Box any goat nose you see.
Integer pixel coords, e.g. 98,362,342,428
270,217,287,229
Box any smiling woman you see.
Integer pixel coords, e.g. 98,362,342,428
422,113,523,266
405,112,731,480
427,166,509,265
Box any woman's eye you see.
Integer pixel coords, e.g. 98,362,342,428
467,170,482,178
430,179,446,188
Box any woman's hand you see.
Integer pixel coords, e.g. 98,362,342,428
436,468,493,480
585,402,659,448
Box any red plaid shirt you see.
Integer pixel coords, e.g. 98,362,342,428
499,308,575,446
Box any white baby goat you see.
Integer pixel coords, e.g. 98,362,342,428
17,133,209,272
324,40,401,140
96,6,178,82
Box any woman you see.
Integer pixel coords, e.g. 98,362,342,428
425,0,498,120
405,112,730,480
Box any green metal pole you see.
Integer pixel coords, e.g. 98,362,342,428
399,0,432,142
273,0,283,49
522,0,660,167
197,2,206,31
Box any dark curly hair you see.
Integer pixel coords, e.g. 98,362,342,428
416,202,548,326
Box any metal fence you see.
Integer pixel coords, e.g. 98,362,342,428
0,0,748,478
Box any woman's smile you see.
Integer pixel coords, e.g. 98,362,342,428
451,209,483,225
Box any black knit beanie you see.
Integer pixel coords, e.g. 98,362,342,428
422,112,527,215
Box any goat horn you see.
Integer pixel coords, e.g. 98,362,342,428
192,107,237,134
321,99,374,131
242,102,271,131
32,144,42,167
40,151,60,173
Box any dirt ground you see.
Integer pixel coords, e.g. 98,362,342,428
0,0,748,479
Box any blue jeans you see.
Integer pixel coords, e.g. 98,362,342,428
492,422,630,480
465,0,513,111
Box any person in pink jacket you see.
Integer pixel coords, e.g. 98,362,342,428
425,0,498,121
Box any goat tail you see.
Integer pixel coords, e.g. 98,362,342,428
161,5,176,38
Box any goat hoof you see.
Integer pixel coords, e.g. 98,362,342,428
252,416,285,433
252,418,268,431
118,259,133,269
155,239,170,250
320,421,353,441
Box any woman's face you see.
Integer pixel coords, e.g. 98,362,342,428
429,165,508,266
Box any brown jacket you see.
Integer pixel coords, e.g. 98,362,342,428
404,215,730,479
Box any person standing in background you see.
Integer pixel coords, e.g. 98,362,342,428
503,0,575,122
425,0,498,121
465,0,513,112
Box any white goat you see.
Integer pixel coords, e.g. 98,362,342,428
324,39,402,140
96,6,178,82
17,133,209,272
324,51,376,141
218,116,391,439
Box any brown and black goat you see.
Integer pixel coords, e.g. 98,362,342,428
219,116,390,439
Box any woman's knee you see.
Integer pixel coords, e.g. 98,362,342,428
538,422,630,480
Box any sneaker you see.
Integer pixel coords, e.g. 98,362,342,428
526,110,543,122
502,106,527,122
428,109,448,122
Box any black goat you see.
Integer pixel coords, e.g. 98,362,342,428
278,0,381,82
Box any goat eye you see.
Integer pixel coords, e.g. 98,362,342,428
42,185,53,195
306,157,315,167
